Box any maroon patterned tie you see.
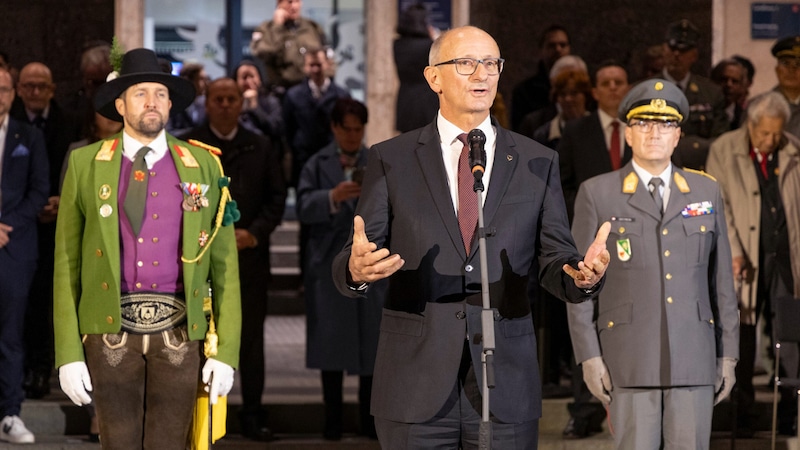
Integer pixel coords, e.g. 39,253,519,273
457,133,478,254
610,121,621,170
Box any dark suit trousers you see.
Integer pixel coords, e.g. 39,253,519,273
0,253,35,417
238,248,269,414
374,344,539,449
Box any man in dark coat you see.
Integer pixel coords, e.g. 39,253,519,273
0,67,49,445
10,61,81,400
181,77,286,441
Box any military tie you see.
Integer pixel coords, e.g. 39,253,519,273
124,146,151,235
648,177,664,215
457,133,477,254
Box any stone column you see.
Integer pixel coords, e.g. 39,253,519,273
364,0,399,147
115,0,145,51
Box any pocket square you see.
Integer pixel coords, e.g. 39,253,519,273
10,144,29,157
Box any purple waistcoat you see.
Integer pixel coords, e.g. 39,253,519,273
119,153,184,293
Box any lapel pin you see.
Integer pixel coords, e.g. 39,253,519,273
99,184,112,200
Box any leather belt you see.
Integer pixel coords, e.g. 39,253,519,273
120,292,186,334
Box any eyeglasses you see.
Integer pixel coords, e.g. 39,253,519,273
434,58,505,76
19,82,52,92
629,120,680,133
779,58,800,70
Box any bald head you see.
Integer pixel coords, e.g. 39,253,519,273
424,26,501,130
18,62,54,114
428,26,499,66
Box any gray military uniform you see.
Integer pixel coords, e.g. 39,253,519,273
568,164,739,449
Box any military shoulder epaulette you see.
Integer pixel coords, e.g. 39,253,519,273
187,139,222,156
682,167,717,182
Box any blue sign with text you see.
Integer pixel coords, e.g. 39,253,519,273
752,3,800,39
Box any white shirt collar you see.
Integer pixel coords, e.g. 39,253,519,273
210,124,238,141
122,129,169,169
25,105,50,123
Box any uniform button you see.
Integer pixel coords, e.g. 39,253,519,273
137,261,143,267
607,321,614,328
667,297,673,303
700,225,706,232
709,319,715,324
101,282,109,290
618,226,625,234
152,237,159,243
106,316,114,324
135,282,142,289
151,191,158,197
153,261,159,266
151,283,158,289
666,273,672,280
749,226,756,231
662,228,668,236
138,237,144,243
465,265,474,272
193,289,200,297
152,213,158,219
150,170,156,177
192,323,198,330
664,250,670,257
693,142,700,149
771,207,777,213
455,311,466,319
197,259,202,265
95,249,103,257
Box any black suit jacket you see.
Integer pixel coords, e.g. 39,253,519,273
557,110,632,222
180,124,286,261
332,119,592,424
0,117,49,262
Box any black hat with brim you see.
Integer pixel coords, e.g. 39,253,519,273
94,48,195,122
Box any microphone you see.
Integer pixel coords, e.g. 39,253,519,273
468,129,486,181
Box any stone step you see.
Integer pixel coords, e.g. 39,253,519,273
15,396,797,450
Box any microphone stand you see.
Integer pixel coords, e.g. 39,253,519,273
474,175,495,450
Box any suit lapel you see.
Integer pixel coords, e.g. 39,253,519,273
621,166,663,221
415,123,466,256
482,128,517,235
2,121,20,187
664,170,690,220
92,133,123,285
319,144,345,188
168,136,202,288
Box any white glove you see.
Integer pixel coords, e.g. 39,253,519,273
582,356,612,404
202,358,234,405
714,357,737,405
59,361,93,406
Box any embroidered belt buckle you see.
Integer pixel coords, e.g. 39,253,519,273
120,292,186,334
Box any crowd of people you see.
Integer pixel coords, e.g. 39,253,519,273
1,0,799,448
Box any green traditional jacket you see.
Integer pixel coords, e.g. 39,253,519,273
53,132,242,369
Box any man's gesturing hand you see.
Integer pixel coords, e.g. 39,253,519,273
563,221,611,289
348,215,404,284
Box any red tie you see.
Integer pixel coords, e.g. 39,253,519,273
610,121,621,170
457,133,477,254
